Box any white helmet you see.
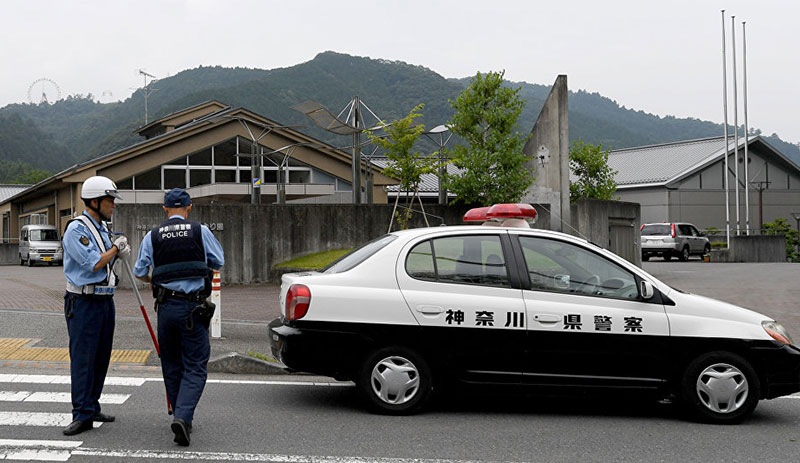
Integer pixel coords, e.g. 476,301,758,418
81,176,122,200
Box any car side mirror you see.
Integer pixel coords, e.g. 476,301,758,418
640,280,655,300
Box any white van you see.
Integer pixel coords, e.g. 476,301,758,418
19,224,63,266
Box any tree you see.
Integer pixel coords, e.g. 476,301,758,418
367,104,436,230
569,140,617,202
444,71,531,205
763,218,799,262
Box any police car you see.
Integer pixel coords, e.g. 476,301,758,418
269,204,800,423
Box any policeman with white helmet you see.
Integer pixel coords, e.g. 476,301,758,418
62,175,130,436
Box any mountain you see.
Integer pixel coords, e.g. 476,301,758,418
1,51,798,182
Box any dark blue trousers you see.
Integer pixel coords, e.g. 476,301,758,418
64,292,115,422
157,297,210,424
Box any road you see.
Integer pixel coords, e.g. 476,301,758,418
1,261,799,462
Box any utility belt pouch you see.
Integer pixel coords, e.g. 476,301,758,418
153,286,168,303
196,300,216,328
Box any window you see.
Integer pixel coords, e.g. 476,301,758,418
189,169,211,187
214,139,238,166
519,237,638,300
189,148,212,166
215,170,236,183
135,167,161,189
406,235,509,287
164,169,186,189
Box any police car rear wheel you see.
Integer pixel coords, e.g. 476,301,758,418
358,347,433,415
680,351,759,424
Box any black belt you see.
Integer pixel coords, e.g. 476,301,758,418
162,289,205,303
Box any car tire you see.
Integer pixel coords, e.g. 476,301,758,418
704,244,711,255
663,254,672,261
357,346,433,415
20,255,24,266
679,351,760,424
26,255,33,267
679,246,690,262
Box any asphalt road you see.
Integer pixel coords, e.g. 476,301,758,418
1,261,800,461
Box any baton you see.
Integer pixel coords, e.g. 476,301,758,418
119,255,174,415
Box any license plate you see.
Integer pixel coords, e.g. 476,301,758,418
42,257,52,261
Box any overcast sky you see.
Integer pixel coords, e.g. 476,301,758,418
2,0,798,143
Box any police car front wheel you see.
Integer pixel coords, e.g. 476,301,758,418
680,351,760,424
357,347,433,415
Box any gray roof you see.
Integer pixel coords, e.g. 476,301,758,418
371,157,461,195
608,137,736,187
0,185,30,202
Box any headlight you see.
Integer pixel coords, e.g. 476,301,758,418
762,320,794,346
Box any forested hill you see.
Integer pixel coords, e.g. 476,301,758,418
1,50,797,182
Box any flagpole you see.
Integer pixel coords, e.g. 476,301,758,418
742,21,751,235
731,15,741,236
721,10,731,246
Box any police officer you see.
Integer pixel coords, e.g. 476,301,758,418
62,176,130,436
133,188,224,446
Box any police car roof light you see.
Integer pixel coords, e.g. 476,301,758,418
463,204,537,228
462,207,491,223
486,203,537,221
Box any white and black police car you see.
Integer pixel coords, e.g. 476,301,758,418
269,204,800,423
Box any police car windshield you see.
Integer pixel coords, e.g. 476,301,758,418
323,235,397,274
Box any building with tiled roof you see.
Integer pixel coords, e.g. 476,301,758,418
609,136,800,232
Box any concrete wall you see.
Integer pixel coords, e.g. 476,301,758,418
711,235,787,263
0,243,18,264
522,75,570,232
111,204,552,285
571,199,641,266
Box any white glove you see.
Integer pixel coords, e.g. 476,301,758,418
113,235,131,257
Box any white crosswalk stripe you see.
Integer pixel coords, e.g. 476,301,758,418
0,391,129,404
0,374,139,461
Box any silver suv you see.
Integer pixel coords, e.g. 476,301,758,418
640,222,711,261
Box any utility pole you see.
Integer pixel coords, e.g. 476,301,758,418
138,70,157,125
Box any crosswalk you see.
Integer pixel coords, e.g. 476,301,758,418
0,374,138,461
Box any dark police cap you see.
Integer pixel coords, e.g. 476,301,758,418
164,188,192,207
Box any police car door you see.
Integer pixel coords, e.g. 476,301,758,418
513,234,670,390
397,231,526,385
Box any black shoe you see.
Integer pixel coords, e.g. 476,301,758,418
92,412,115,422
63,420,93,436
171,418,191,446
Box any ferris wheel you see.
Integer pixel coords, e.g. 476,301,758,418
27,78,62,104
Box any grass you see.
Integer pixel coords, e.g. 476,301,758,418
247,350,278,363
273,248,352,270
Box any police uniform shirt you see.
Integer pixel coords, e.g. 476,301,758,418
63,212,114,287
134,215,224,294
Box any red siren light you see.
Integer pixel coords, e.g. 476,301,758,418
463,204,537,228
463,206,490,223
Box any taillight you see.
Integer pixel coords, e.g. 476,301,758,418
285,284,311,321
670,223,677,238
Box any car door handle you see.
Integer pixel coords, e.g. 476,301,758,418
416,305,444,315
532,314,560,323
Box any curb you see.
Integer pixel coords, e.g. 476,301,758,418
207,352,289,375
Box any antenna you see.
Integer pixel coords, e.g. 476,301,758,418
138,69,158,124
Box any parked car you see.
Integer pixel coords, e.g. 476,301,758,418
269,204,799,423
19,224,63,266
640,222,711,261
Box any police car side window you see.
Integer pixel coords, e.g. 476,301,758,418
519,237,638,300
406,235,510,287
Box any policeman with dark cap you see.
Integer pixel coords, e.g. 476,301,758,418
62,176,130,436
133,188,224,446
